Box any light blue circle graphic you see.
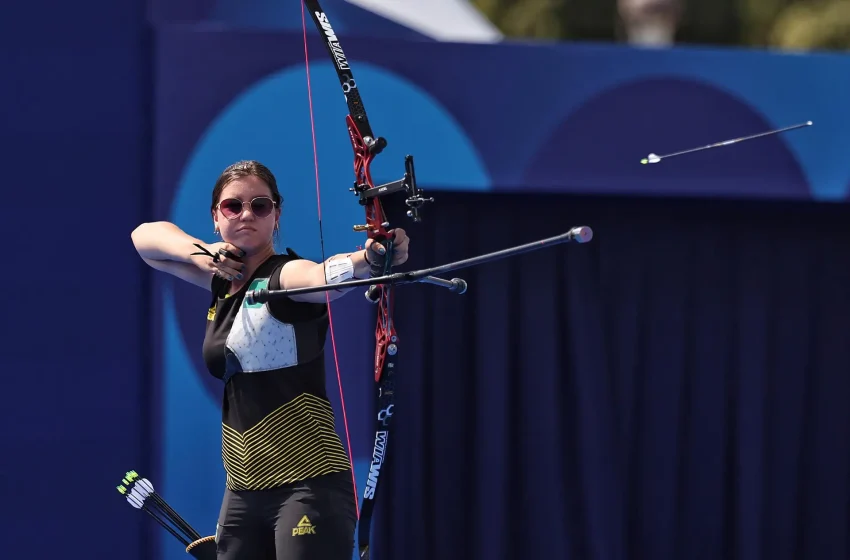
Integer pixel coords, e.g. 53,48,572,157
170,60,491,263
160,285,223,560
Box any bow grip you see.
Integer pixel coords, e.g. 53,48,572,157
364,238,394,303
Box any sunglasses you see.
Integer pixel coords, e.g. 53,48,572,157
216,196,277,220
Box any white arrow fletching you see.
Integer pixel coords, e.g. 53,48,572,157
136,478,154,498
126,490,145,509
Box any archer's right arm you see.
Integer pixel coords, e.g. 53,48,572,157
131,221,240,290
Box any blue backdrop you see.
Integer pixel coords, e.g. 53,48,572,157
1,0,153,558
4,1,850,559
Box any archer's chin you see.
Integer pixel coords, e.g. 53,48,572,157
226,230,272,252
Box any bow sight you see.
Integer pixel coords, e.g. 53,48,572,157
350,154,434,229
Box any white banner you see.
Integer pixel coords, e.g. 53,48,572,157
345,0,504,43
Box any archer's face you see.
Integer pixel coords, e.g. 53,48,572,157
212,175,280,255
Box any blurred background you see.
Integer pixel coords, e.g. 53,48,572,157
3,1,850,559
475,0,850,50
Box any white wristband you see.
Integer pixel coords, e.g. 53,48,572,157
325,256,355,285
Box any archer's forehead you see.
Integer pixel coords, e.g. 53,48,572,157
220,175,272,200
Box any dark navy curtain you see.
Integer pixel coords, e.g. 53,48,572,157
370,192,850,560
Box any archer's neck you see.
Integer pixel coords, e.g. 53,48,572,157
230,243,276,292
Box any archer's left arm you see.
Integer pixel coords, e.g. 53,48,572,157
279,229,410,303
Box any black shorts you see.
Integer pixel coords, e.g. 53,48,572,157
215,471,358,560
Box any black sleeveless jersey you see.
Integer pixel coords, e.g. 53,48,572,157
201,250,351,492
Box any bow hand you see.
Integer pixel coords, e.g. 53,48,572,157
365,229,409,269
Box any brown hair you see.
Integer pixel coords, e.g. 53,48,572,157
211,160,283,212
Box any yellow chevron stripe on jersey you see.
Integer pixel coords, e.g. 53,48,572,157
221,393,351,491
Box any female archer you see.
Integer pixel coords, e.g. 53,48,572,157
131,160,410,559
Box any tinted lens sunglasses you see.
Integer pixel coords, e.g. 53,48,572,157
216,196,277,220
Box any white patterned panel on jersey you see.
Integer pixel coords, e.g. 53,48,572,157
225,277,297,372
